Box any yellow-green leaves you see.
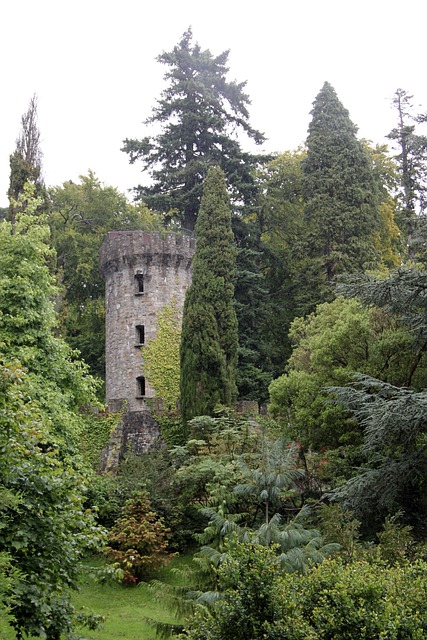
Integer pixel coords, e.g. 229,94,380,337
143,302,181,408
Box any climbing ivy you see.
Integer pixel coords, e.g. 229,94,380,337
143,302,181,408
79,411,122,470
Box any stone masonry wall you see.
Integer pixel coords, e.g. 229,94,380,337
100,231,195,413
99,410,162,473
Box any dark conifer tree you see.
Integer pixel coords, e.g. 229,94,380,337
387,89,427,261
8,95,45,225
332,267,427,532
122,28,266,230
180,166,238,423
233,215,274,402
302,82,381,306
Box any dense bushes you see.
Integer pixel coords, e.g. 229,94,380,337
178,542,427,639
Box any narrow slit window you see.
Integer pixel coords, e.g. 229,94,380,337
136,376,145,397
135,273,144,294
136,325,145,345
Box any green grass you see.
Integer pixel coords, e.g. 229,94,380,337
2,553,194,639
71,554,192,640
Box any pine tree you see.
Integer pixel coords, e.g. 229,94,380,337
233,215,274,402
180,166,238,424
8,95,45,226
332,267,427,531
387,89,427,261
122,28,266,230
302,82,381,304
331,375,427,533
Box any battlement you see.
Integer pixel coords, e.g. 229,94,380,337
100,231,195,278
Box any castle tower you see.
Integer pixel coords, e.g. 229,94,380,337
100,231,195,414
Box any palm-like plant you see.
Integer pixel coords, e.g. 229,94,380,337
148,435,339,637
234,438,303,526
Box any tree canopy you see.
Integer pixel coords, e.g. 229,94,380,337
4,73,427,636
49,171,162,378
387,88,427,260
328,267,427,531
268,295,427,450
0,185,103,639
122,28,266,230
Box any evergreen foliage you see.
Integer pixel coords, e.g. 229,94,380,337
268,296,427,449
302,82,381,304
178,544,427,640
180,167,238,423
330,374,427,532
327,267,427,531
4,77,427,639
151,417,337,638
232,215,274,402
122,28,266,230
338,268,427,383
191,433,337,575
7,95,45,226
387,89,427,259
255,149,313,373
366,142,402,269
176,542,290,640
234,439,303,526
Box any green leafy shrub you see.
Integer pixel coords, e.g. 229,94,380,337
180,542,291,640
106,491,172,584
268,296,427,450
178,543,427,640
0,551,19,639
376,512,415,565
318,503,363,562
0,188,105,639
84,473,124,528
297,558,427,639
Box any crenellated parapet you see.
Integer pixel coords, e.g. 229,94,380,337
100,231,195,277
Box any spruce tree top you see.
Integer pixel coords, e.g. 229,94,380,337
303,82,360,187
122,28,266,230
302,81,380,280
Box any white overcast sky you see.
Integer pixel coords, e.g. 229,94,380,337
1,0,427,207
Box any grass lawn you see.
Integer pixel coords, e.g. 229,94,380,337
71,554,192,640
3,553,195,639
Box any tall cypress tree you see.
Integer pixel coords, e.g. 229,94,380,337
180,166,238,424
302,82,381,306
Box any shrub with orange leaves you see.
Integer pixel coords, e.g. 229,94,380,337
106,490,172,584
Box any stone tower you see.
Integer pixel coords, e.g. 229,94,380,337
99,231,195,463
